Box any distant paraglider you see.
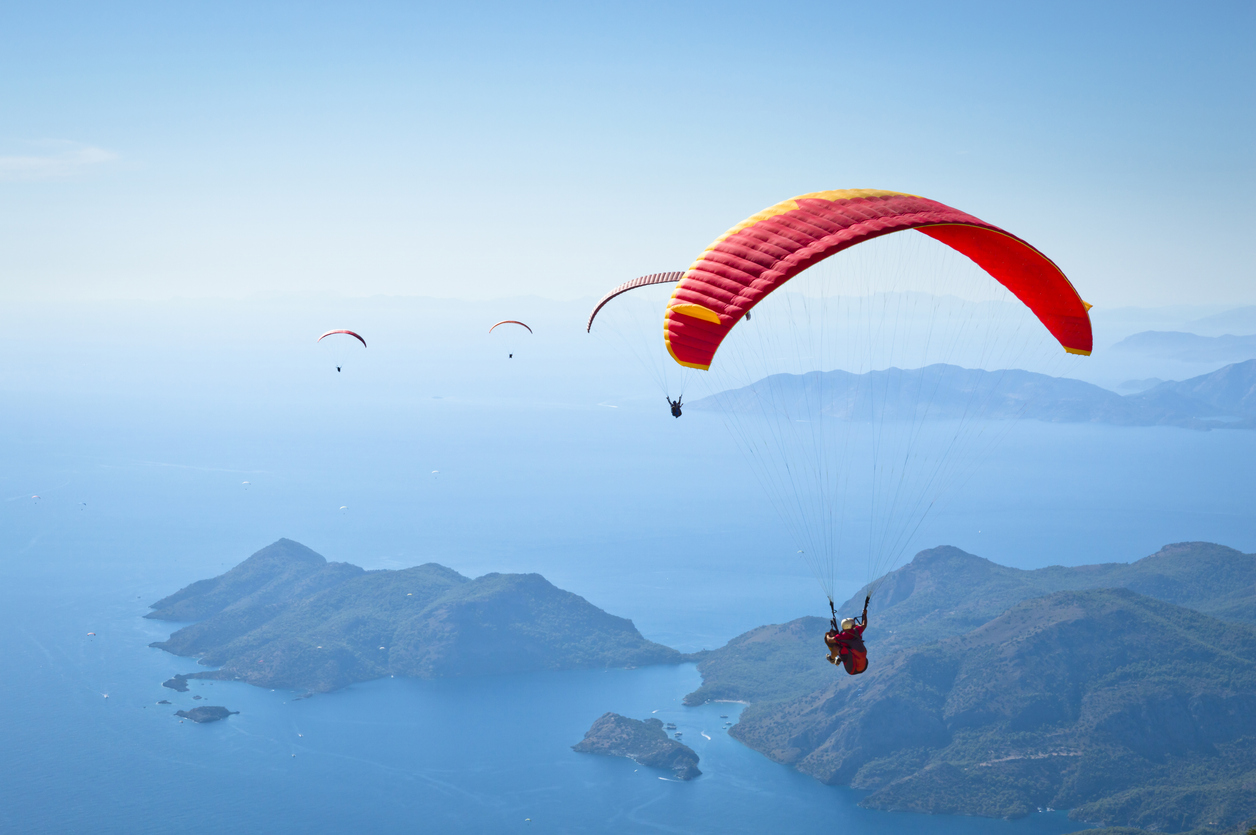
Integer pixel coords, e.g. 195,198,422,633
489,321,532,334
317,329,367,347
489,321,532,358
587,272,687,414
586,272,683,334
317,330,367,372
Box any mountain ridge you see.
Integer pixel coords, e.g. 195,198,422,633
683,542,1256,832
729,589,1256,832
686,542,1256,708
1110,331,1256,364
150,540,681,691
692,361,1256,429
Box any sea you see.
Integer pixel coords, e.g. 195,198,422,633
2,296,1253,833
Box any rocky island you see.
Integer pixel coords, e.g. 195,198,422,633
573,713,701,780
174,706,238,723
148,539,682,692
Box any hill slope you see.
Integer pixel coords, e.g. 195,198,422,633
687,542,1256,706
834,542,1256,654
150,540,681,691
146,538,362,623
732,589,1256,832
1142,359,1256,420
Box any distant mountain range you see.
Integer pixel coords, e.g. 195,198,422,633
692,359,1256,429
1180,307,1256,338
685,542,1256,832
1109,330,1256,364
148,539,681,691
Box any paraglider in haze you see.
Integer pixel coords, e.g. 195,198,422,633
489,320,532,358
317,329,367,347
657,188,1093,672
317,330,367,372
587,272,686,414
488,320,532,333
585,272,685,334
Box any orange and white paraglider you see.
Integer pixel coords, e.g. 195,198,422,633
489,321,532,359
586,274,688,407
317,330,367,372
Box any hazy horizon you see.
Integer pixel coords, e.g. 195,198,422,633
4,3,1254,833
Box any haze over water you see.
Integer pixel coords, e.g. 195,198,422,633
3,296,1253,833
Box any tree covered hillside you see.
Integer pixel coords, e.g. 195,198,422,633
149,539,680,691
687,542,1256,707
732,589,1256,832
837,542,1256,655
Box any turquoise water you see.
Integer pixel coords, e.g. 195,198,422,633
3,303,1254,833
4,406,1254,833
2,579,1083,835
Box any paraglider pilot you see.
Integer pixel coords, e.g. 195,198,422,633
825,596,869,675
667,395,683,418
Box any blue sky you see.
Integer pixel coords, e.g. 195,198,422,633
1,1,1252,306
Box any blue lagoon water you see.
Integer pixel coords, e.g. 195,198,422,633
2,298,1253,833
2,578,1086,835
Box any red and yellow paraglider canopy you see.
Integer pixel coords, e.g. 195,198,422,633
664,189,1092,370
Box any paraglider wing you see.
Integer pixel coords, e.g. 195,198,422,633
586,272,685,332
317,330,367,348
663,189,1093,370
488,320,533,334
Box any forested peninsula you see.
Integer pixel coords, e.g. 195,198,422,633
148,539,681,691
147,538,1256,832
688,543,1256,833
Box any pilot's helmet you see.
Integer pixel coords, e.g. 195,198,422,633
840,618,856,631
